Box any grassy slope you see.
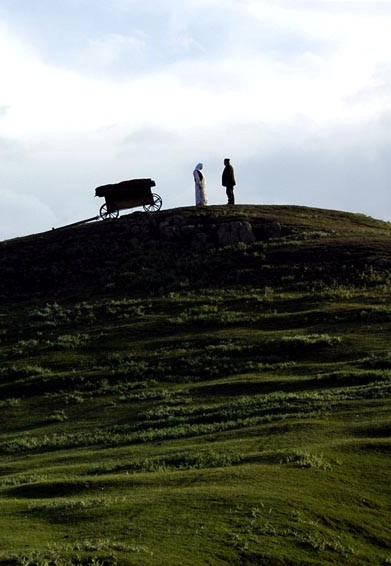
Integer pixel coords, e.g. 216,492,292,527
0,205,390,565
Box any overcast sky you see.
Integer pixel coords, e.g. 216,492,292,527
0,0,390,239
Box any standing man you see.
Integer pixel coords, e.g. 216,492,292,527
222,158,236,205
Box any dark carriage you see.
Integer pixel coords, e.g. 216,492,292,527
95,178,162,219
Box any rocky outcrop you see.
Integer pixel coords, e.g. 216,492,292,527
0,205,388,302
117,212,273,249
0,208,281,300
215,221,256,246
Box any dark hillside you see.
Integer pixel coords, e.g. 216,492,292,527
0,205,390,565
0,205,390,301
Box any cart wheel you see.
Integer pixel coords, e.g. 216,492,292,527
143,193,162,213
100,203,119,220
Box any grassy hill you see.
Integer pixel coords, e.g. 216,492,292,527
0,205,390,565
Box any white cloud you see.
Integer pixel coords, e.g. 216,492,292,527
0,0,390,240
2,1,391,134
77,31,148,73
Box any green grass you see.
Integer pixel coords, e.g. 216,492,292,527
0,206,390,565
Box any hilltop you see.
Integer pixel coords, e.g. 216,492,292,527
1,204,390,301
0,205,390,565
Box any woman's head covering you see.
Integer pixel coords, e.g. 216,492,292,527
195,163,203,171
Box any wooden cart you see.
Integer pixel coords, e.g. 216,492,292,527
95,178,162,219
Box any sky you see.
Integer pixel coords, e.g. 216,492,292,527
0,0,391,240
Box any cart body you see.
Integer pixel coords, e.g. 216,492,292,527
95,178,162,218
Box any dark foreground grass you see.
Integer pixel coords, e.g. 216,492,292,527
1,285,390,565
0,207,390,565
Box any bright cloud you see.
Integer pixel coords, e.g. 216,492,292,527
0,0,390,239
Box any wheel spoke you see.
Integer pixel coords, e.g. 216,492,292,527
143,194,162,213
100,204,119,220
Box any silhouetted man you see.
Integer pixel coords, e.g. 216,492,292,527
222,158,236,205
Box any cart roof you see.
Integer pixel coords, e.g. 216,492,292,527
95,178,156,197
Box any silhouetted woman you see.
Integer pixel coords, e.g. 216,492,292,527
193,163,208,206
